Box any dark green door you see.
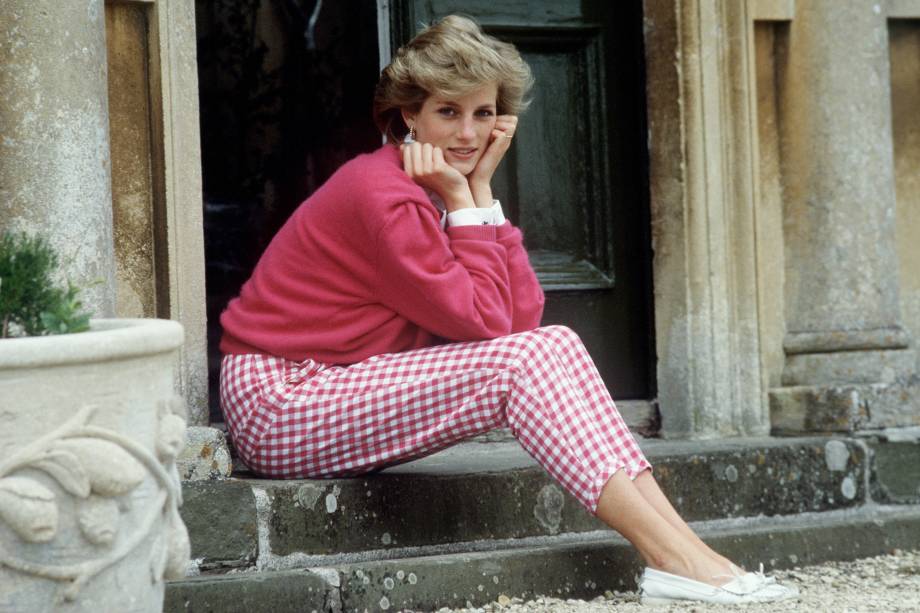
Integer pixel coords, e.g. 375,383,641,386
391,0,655,400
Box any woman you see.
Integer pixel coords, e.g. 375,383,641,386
219,15,796,606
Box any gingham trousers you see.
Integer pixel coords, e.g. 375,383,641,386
219,325,650,513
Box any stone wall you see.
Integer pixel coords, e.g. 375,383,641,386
0,0,209,425
643,0,920,436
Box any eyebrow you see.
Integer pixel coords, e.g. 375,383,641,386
433,99,496,109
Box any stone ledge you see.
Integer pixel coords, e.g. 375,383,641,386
165,568,337,613
164,505,920,613
331,505,920,612
181,437,870,566
256,437,868,557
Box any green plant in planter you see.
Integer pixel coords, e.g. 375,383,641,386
0,232,92,339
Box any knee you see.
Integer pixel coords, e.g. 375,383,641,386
536,324,583,349
510,325,582,366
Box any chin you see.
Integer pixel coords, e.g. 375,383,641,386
449,161,477,176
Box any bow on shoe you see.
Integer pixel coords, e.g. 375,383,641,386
748,563,778,585
715,563,776,595
715,563,799,602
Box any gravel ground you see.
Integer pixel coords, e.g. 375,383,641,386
442,549,920,612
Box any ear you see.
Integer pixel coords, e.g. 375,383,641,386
400,108,415,131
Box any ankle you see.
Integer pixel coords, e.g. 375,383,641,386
646,551,693,578
646,552,732,587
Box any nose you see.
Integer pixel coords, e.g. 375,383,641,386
457,116,476,140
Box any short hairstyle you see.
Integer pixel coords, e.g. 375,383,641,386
373,15,534,143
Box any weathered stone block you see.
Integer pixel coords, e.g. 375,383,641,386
862,378,920,429
770,380,920,433
180,480,258,570
866,430,920,503
782,348,916,386
256,468,604,558
770,384,869,432
336,540,642,612
177,426,232,481
649,438,866,519
165,569,336,613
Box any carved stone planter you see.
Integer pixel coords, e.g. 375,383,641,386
0,319,190,612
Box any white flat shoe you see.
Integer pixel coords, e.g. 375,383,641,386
639,567,800,606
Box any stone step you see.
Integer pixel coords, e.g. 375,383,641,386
164,504,920,613
179,436,871,571
862,427,920,503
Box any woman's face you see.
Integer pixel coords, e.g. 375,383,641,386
403,83,498,176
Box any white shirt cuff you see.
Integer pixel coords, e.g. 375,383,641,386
490,200,505,225
447,207,494,227
444,200,506,227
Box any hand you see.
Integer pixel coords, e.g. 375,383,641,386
469,115,518,207
401,142,475,212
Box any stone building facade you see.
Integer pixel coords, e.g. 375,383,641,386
2,0,919,440
643,0,920,438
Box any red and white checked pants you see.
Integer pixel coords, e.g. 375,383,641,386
219,325,650,513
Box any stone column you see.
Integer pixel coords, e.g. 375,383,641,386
770,0,920,432
0,0,116,317
644,0,768,437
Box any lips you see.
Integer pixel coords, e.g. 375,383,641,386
447,147,478,159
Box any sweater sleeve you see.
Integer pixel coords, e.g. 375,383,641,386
374,201,514,341
496,221,545,332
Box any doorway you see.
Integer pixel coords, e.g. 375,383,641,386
195,0,655,428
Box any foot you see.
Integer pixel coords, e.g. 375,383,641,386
639,566,799,605
654,553,736,588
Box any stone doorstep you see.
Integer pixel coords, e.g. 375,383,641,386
180,437,872,570
164,505,920,613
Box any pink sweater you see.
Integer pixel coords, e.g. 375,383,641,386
219,144,545,364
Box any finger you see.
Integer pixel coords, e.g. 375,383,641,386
433,146,446,170
422,142,434,174
491,128,514,146
492,128,514,155
412,141,424,175
493,121,516,139
402,143,413,176
474,131,508,176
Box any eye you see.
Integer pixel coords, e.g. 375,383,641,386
475,108,496,118
437,107,458,117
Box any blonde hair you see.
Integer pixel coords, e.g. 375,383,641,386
373,15,534,142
